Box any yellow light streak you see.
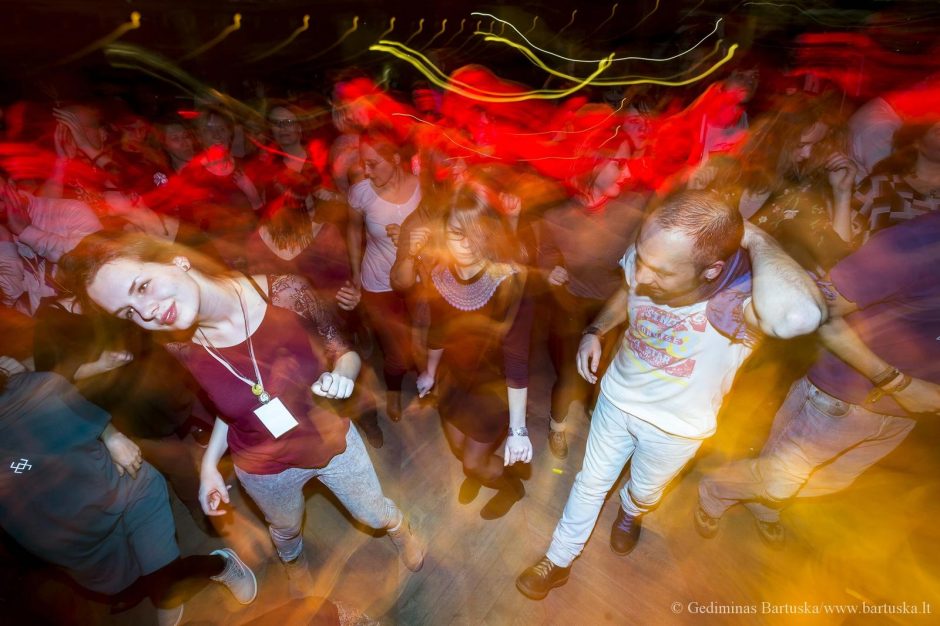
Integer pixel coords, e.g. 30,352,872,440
248,14,310,62
178,14,242,62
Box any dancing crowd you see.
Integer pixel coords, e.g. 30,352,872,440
1,48,938,625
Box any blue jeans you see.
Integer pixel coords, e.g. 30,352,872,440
699,377,915,522
546,394,702,568
235,426,399,562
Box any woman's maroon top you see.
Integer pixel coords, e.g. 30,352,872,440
168,275,351,474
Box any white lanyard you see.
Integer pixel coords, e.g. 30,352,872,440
198,281,270,403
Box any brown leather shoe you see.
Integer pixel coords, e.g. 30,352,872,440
548,430,568,459
516,556,571,600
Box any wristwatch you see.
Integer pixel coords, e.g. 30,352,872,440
582,325,604,338
508,426,529,437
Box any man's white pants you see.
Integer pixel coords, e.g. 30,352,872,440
546,393,702,568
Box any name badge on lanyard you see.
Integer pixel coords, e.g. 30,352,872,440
254,397,299,438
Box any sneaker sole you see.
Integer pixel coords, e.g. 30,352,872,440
693,507,720,539
609,541,639,556
212,549,258,604
515,573,569,600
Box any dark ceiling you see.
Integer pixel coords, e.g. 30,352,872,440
0,0,937,104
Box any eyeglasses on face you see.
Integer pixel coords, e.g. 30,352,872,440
269,119,299,129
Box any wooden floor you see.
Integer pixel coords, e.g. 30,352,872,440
10,338,940,625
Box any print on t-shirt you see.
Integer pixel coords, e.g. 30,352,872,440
626,305,708,378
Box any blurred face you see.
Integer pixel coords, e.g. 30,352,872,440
87,257,200,332
119,118,149,147
360,142,397,188
622,110,651,149
591,159,630,199
71,106,107,151
792,122,829,165
445,213,481,268
197,114,233,150
917,122,940,163
633,220,705,303
162,124,195,163
268,107,302,149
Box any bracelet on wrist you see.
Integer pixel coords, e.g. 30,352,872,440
871,367,900,388
508,426,528,437
884,373,912,395
582,325,604,338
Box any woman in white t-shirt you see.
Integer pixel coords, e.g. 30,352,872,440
347,129,422,421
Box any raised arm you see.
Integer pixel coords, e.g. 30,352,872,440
741,222,827,339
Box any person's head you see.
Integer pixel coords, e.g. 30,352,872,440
61,103,108,152
59,231,229,333
443,185,514,268
789,120,830,166
115,113,150,153
155,120,195,166
267,104,304,149
195,108,234,151
359,128,406,187
634,191,743,302
914,120,940,163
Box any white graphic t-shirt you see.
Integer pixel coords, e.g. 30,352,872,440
601,247,753,439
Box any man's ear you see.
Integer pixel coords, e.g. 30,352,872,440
701,260,725,282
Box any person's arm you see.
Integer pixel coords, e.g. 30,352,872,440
417,348,443,398
15,196,102,262
390,217,431,292
826,152,858,243
818,289,940,415
73,350,134,381
346,206,364,286
199,418,231,516
0,228,26,307
312,349,361,399
577,282,629,384
101,423,142,479
741,222,826,338
504,386,532,465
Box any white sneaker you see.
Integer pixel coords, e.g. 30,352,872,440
156,603,184,626
210,548,258,604
387,519,426,572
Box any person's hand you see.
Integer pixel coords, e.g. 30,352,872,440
198,466,230,516
825,152,858,195
103,430,142,479
312,371,355,399
408,226,430,256
386,223,401,246
499,192,522,218
0,179,29,235
892,378,940,415
504,434,533,466
97,350,134,373
688,163,718,190
335,281,361,311
548,265,569,287
54,122,78,159
416,371,435,398
52,108,98,159
576,333,603,384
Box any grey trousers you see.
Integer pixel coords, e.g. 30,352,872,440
235,425,400,562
